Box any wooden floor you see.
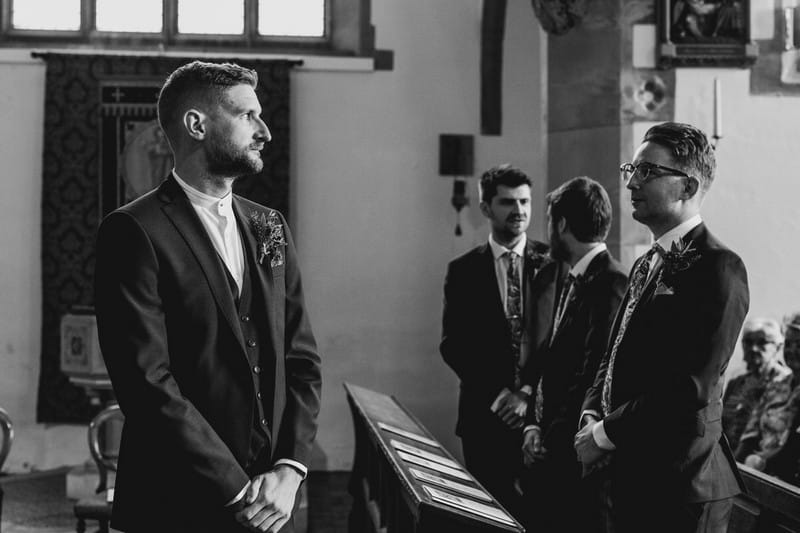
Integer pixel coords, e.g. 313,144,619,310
0,469,352,533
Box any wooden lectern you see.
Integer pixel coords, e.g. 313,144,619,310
344,383,525,533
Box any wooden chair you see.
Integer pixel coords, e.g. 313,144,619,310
0,406,13,523
74,403,123,533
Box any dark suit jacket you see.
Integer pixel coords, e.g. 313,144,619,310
94,176,322,531
440,239,566,437
582,223,749,504
528,250,627,461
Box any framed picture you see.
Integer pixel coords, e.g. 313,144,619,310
657,0,758,68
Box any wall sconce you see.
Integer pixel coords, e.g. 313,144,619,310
439,134,474,236
781,6,800,84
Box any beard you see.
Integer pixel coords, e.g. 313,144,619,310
206,135,264,177
549,230,569,262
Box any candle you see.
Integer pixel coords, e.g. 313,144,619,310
713,78,722,139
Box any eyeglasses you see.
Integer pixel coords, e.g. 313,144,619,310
620,162,695,186
742,337,777,349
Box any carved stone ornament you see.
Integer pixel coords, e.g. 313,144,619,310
531,0,589,35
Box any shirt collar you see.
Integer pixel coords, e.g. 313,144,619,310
172,170,234,216
655,214,702,251
489,233,527,261
571,243,606,278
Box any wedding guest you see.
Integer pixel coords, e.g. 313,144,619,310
575,122,749,533
95,61,321,533
521,176,627,533
722,317,790,449
736,311,800,486
440,164,566,517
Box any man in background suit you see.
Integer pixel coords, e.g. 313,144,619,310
522,176,627,533
575,122,749,533
95,61,322,533
440,164,564,517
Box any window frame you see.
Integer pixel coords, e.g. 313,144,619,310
0,0,355,56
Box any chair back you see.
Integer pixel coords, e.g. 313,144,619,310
0,406,12,472
88,403,123,494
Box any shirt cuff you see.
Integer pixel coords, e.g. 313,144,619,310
274,459,308,480
226,484,248,507
520,385,533,396
523,424,541,435
592,420,616,451
579,409,602,428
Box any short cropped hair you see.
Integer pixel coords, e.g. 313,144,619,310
642,122,715,192
783,311,800,335
742,317,784,344
479,164,532,204
157,61,258,142
546,176,612,243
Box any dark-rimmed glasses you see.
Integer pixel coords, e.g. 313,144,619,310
620,162,695,186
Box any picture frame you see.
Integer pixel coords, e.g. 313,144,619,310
657,0,758,68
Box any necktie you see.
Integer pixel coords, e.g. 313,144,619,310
550,273,577,343
601,246,658,416
535,273,577,423
506,252,523,389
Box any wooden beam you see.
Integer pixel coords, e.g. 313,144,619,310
481,0,506,136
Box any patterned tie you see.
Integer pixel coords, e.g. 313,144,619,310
506,251,523,389
534,273,577,423
601,246,658,416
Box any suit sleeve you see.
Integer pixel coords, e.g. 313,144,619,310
272,213,323,466
440,260,482,383
602,251,749,448
94,211,249,505
555,271,627,430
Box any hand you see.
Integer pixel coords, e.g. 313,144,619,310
574,420,607,467
496,390,528,429
522,427,546,466
234,465,303,532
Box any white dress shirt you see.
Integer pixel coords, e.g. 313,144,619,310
488,233,527,313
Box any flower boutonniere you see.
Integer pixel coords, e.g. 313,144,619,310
248,210,287,268
526,243,552,270
653,239,701,295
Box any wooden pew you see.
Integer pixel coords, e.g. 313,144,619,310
344,382,525,533
730,464,800,533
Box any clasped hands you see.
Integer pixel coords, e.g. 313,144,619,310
574,415,611,473
233,465,303,532
492,388,529,429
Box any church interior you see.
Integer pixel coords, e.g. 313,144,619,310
1,0,799,531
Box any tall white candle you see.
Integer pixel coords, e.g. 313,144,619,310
714,78,722,139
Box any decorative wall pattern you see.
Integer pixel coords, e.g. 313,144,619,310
34,53,295,422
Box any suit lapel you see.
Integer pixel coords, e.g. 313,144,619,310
232,198,281,356
158,176,246,354
551,251,609,344
524,244,560,353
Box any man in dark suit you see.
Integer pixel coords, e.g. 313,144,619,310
521,176,627,533
94,61,322,533
575,122,749,533
440,164,564,517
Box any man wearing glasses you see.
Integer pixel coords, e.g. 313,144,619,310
574,122,749,533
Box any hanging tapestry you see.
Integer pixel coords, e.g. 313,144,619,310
34,53,296,422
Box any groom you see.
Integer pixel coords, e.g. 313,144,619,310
94,61,322,533
575,122,749,533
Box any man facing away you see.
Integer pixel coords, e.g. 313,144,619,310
575,122,749,533
440,164,565,517
522,176,627,533
94,61,322,533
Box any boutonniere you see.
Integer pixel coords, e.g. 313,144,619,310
248,210,287,268
526,243,552,270
653,239,700,295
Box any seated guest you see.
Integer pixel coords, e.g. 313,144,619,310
722,317,789,449
736,312,800,485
